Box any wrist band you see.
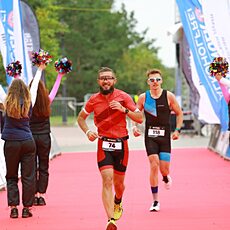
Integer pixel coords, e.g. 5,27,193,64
124,108,129,114
175,128,181,133
85,130,91,135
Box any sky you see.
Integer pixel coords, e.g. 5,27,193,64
114,0,177,68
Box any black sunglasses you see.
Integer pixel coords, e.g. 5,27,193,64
98,76,115,81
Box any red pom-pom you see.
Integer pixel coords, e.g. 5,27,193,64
209,57,229,77
6,61,22,77
31,49,52,66
54,57,72,74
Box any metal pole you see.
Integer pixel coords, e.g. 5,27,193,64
175,43,182,107
62,79,67,125
60,22,67,125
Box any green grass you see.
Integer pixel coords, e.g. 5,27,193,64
50,116,77,126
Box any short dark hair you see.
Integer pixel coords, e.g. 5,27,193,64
98,67,115,77
146,69,162,77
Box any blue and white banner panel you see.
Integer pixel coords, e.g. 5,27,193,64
190,51,219,123
0,0,32,85
20,0,40,77
176,0,229,131
201,0,230,63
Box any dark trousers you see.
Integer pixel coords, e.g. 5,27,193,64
33,134,51,194
4,139,36,207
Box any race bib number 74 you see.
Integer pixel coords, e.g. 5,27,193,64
102,141,122,151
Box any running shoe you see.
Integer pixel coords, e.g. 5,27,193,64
33,197,39,206
163,175,172,190
38,197,46,206
114,202,123,220
10,207,18,218
106,219,117,230
149,201,160,212
22,207,33,218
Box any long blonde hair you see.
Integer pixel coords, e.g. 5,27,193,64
4,79,31,119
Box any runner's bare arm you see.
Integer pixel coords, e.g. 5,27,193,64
132,93,145,137
168,92,183,140
109,100,143,123
77,109,99,142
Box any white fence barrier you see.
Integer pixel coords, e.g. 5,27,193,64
208,124,230,160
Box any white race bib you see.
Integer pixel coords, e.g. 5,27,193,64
102,141,122,151
148,127,165,137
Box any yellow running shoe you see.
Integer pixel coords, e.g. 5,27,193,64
106,219,117,230
114,202,123,220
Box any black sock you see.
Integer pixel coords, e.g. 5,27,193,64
153,201,159,206
108,218,115,222
163,176,169,183
114,196,122,204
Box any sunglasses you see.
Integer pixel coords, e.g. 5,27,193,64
98,76,115,81
148,77,162,82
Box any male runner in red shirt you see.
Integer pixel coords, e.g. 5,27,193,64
77,67,143,230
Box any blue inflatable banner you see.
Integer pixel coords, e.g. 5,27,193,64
176,0,229,131
0,0,32,85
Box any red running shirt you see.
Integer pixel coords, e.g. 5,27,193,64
84,89,136,138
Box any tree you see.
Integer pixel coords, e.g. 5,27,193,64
24,0,67,89
0,0,66,88
0,0,175,101
54,0,170,101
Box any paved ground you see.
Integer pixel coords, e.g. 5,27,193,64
1,147,230,230
51,120,210,153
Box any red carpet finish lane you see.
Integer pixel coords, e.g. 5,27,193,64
0,148,230,230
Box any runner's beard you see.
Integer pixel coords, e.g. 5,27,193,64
100,86,114,95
